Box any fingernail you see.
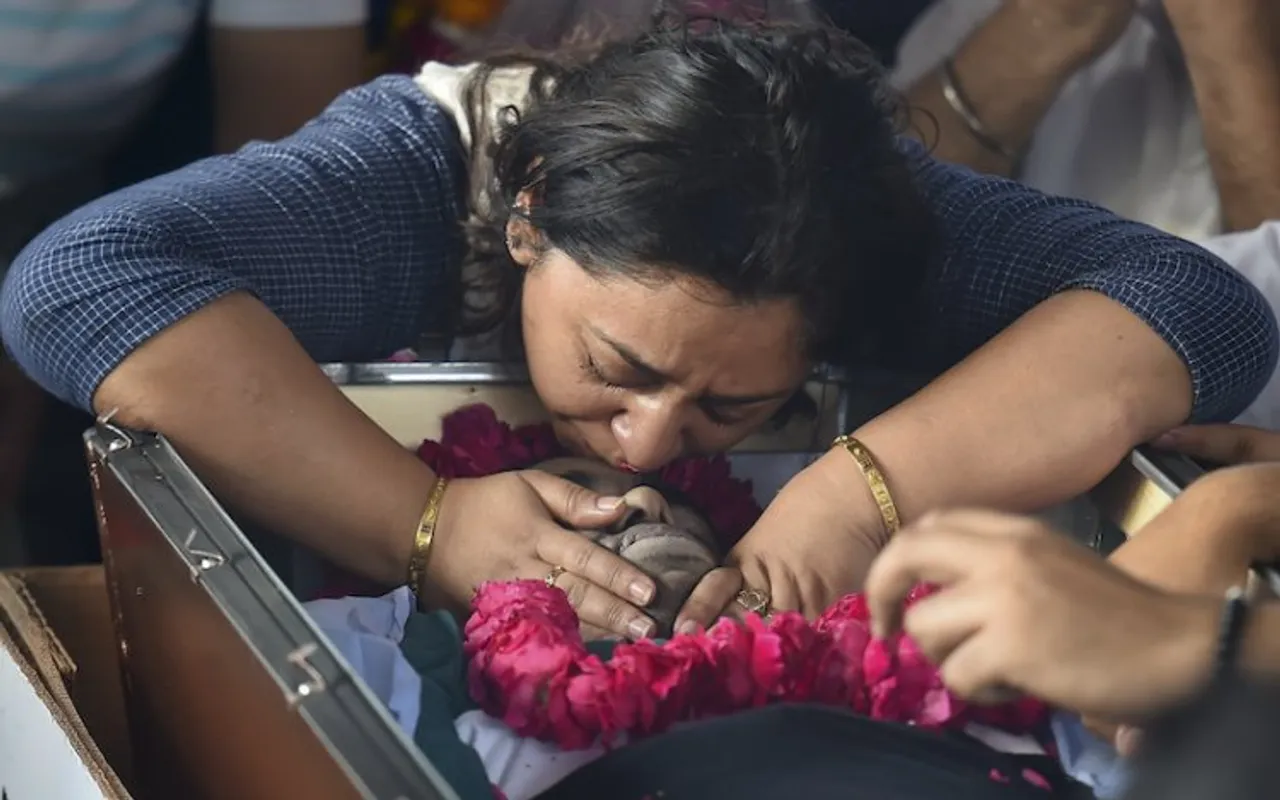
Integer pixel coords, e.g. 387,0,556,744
629,580,654,604
1115,726,1142,757
1152,430,1181,448
628,617,655,640
596,496,624,511
871,617,890,639
676,619,700,636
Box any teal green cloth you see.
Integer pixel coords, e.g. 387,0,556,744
399,611,493,800
397,617,658,799
586,640,619,660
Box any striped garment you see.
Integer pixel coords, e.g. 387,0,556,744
0,0,365,193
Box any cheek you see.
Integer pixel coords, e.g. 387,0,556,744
522,332,618,422
684,421,762,456
521,289,594,417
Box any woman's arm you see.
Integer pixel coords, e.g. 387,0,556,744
897,0,1133,176
848,151,1278,540
208,0,368,152
0,76,467,581
1106,463,1280,598
678,154,1278,624
1163,0,1280,231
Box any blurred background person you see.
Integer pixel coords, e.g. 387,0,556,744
0,0,367,567
886,0,1280,428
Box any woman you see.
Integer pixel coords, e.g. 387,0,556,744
1,15,1275,640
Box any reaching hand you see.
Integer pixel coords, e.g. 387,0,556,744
1155,423,1280,465
426,469,661,640
676,450,883,632
865,509,1218,720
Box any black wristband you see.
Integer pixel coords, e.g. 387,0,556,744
1214,586,1250,681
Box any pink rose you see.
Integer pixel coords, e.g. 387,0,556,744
657,453,761,549
463,579,1050,750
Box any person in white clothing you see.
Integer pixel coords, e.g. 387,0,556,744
888,0,1280,429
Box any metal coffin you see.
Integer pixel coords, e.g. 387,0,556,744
85,361,1207,799
86,423,458,800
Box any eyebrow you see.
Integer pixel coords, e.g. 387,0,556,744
591,327,794,407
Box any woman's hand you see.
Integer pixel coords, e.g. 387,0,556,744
426,470,660,640
676,450,884,632
1155,423,1280,465
864,509,1219,721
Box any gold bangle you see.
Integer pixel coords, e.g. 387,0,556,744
831,435,901,536
407,477,450,598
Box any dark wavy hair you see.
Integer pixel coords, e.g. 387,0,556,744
455,8,939,372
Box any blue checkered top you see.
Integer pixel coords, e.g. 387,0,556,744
2,75,1276,421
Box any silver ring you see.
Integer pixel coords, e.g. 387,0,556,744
735,586,771,617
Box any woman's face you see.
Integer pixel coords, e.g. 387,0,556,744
519,248,809,471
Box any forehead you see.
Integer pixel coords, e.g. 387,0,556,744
534,252,808,394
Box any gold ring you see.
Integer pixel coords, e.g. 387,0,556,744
544,565,566,588
735,586,771,617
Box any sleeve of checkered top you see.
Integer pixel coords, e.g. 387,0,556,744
905,144,1280,423
0,75,467,411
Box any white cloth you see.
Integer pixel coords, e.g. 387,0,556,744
1050,713,1132,799
305,588,601,800
455,711,612,800
304,588,423,739
892,0,1280,427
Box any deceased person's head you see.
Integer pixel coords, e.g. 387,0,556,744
534,457,722,638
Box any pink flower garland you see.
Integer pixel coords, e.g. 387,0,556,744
465,580,1047,750
320,402,1047,748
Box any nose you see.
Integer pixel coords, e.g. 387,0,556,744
611,400,683,471
612,486,673,532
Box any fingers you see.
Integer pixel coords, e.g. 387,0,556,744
899,584,986,667
936,633,1017,705
1114,725,1143,758
674,567,742,634
865,525,990,637
521,469,629,528
537,524,656,605
865,510,1052,637
553,571,657,639
1154,424,1280,465
536,525,658,639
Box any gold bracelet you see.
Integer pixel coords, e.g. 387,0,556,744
831,435,901,536
407,477,450,599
